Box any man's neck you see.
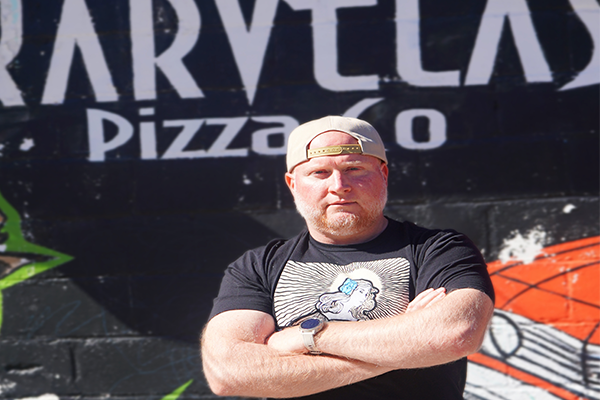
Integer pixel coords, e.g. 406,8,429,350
308,216,389,245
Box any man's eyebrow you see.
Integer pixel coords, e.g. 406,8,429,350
339,159,368,165
304,157,369,171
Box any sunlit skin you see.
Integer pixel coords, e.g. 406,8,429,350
285,131,389,245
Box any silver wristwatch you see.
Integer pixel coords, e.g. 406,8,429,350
299,318,326,355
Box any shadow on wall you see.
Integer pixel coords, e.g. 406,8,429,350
0,185,309,344
47,211,301,343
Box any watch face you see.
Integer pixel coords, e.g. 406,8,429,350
300,318,321,330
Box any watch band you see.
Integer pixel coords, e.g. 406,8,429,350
299,318,326,355
302,330,320,354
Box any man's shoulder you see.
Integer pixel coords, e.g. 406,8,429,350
235,229,310,266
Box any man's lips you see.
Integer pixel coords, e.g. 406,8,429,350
328,201,357,207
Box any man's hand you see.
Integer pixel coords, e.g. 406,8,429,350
266,323,307,354
266,287,447,354
406,287,446,312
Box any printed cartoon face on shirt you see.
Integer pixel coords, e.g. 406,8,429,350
273,258,410,328
316,278,379,321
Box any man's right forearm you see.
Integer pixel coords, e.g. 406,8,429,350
202,341,390,398
201,312,391,398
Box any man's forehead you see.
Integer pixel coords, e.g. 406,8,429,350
308,153,368,164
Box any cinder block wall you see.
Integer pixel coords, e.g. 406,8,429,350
0,0,597,399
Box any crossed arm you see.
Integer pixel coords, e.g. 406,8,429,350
201,287,493,398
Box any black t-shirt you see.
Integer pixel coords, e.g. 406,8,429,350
209,218,495,399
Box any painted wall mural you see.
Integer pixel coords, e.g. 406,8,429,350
466,236,600,400
0,0,598,399
0,192,72,332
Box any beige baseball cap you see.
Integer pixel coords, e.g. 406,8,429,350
286,115,387,172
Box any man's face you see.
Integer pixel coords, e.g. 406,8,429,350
285,131,388,240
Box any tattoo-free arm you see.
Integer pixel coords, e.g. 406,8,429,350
201,309,391,398
268,288,493,369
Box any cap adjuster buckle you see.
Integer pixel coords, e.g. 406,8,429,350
307,144,362,159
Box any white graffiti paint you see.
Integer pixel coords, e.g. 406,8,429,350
560,0,600,91
216,0,278,104
498,225,547,264
2,0,599,107
41,0,118,104
17,395,59,400
465,362,563,400
472,310,600,399
465,0,553,86
19,138,34,151
0,0,24,106
130,0,203,102
0,380,16,394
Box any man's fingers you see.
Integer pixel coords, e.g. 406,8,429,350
424,289,446,308
406,287,446,313
413,287,445,304
267,327,307,354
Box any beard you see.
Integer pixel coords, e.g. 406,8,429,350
294,185,388,239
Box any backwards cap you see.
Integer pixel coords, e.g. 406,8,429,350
286,115,387,172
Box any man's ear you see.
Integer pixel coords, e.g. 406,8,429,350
285,172,295,194
380,163,389,184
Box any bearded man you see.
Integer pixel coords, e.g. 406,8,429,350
201,115,494,399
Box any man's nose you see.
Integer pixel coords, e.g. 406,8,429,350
328,170,351,193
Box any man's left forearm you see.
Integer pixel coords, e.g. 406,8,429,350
317,288,493,368
269,288,493,369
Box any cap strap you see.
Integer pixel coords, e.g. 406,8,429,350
307,144,362,159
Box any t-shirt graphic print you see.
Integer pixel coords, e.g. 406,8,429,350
273,258,410,328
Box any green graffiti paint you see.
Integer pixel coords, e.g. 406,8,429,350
0,191,73,333
161,380,193,400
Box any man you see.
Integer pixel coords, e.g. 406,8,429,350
201,115,494,399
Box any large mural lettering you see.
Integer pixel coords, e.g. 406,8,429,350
0,0,597,399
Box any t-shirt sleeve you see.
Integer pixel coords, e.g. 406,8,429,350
208,243,278,321
414,230,495,303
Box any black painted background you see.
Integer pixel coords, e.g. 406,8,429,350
0,0,598,398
